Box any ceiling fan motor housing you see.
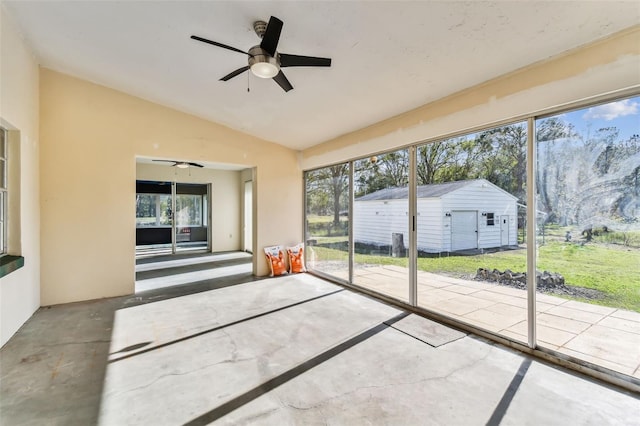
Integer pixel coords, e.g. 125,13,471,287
253,20,268,38
248,45,280,78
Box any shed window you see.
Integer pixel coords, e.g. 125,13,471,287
486,212,495,226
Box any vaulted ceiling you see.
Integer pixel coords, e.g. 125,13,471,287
3,1,638,150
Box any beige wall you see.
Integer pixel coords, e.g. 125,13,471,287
7,10,637,335
302,26,640,169
136,163,243,252
0,6,41,347
40,69,302,305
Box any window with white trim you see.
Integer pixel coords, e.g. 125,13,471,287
486,212,495,226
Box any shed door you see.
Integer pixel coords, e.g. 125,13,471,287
500,215,509,246
451,211,477,251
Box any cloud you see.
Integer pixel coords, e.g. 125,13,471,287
583,99,639,121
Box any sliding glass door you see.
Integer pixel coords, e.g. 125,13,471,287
304,164,350,280
175,183,208,252
535,97,640,375
353,149,410,302
415,123,528,343
136,181,173,255
136,181,210,256
303,93,640,382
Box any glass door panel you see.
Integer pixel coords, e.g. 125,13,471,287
305,164,350,280
353,149,410,302
175,183,209,252
535,96,640,376
415,124,528,343
135,181,173,256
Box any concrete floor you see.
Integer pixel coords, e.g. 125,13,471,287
1,263,639,425
135,251,253,292
328,263,640,379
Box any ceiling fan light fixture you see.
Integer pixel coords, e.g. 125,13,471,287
248,46,280,79
250,61,279,78
176,162,190,169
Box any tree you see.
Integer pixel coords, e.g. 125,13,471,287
417,140,451,185
536,117,578,224
329,164,349,226
306,163,349,227
536,118,640,228
475,124,527,201
354,150,410,197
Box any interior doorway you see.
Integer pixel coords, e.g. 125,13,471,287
135,180,210,256
244,180,253,253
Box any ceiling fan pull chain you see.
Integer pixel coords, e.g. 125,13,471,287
247,70,250,93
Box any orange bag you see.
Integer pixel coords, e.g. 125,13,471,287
264,245,287,277
287,243,306,273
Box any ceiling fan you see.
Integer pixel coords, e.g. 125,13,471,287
191,16,331,92
152,160,204,169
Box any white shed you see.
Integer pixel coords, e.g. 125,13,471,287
354,179,518,253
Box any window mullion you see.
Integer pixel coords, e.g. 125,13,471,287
526,117,537,349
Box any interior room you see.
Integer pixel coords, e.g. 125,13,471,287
1,1,639,424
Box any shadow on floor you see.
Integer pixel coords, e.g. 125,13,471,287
0,252,258,425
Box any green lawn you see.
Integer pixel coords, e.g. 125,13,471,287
306,215,640,311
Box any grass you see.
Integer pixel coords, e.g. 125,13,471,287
306,215,640,311
309,242,640,312
537,242,640,311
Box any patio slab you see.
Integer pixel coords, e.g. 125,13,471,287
427,295,492,316
507,321,576,347
440,283,481,295
465,303,526,329
484,302,527,317
598,316,640,334
562,300,617,316
611,309,640,322
417,287,461,303
537,312,593,334
536,293,570,305
344,264,640,379
557,347,635,376
564,325,640,370
499,329,530,346
545,305,609,324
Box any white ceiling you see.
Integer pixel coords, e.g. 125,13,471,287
3,1,639,150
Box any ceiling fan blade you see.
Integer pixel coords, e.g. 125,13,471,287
152,160,177,164
260,16,283,57
190,35,249,56
188,162,204,168
279,54,331,68
272,70,293,92
220,66,250,81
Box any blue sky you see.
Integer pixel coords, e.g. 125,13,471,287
562,96,639,141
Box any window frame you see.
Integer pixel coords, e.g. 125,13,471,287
485,212,495,226
302,90,640,391
135,192,173,228
0,127,7,256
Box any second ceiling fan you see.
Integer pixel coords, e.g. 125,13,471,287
191,16,331,92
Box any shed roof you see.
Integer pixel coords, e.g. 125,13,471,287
356,179,511,201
